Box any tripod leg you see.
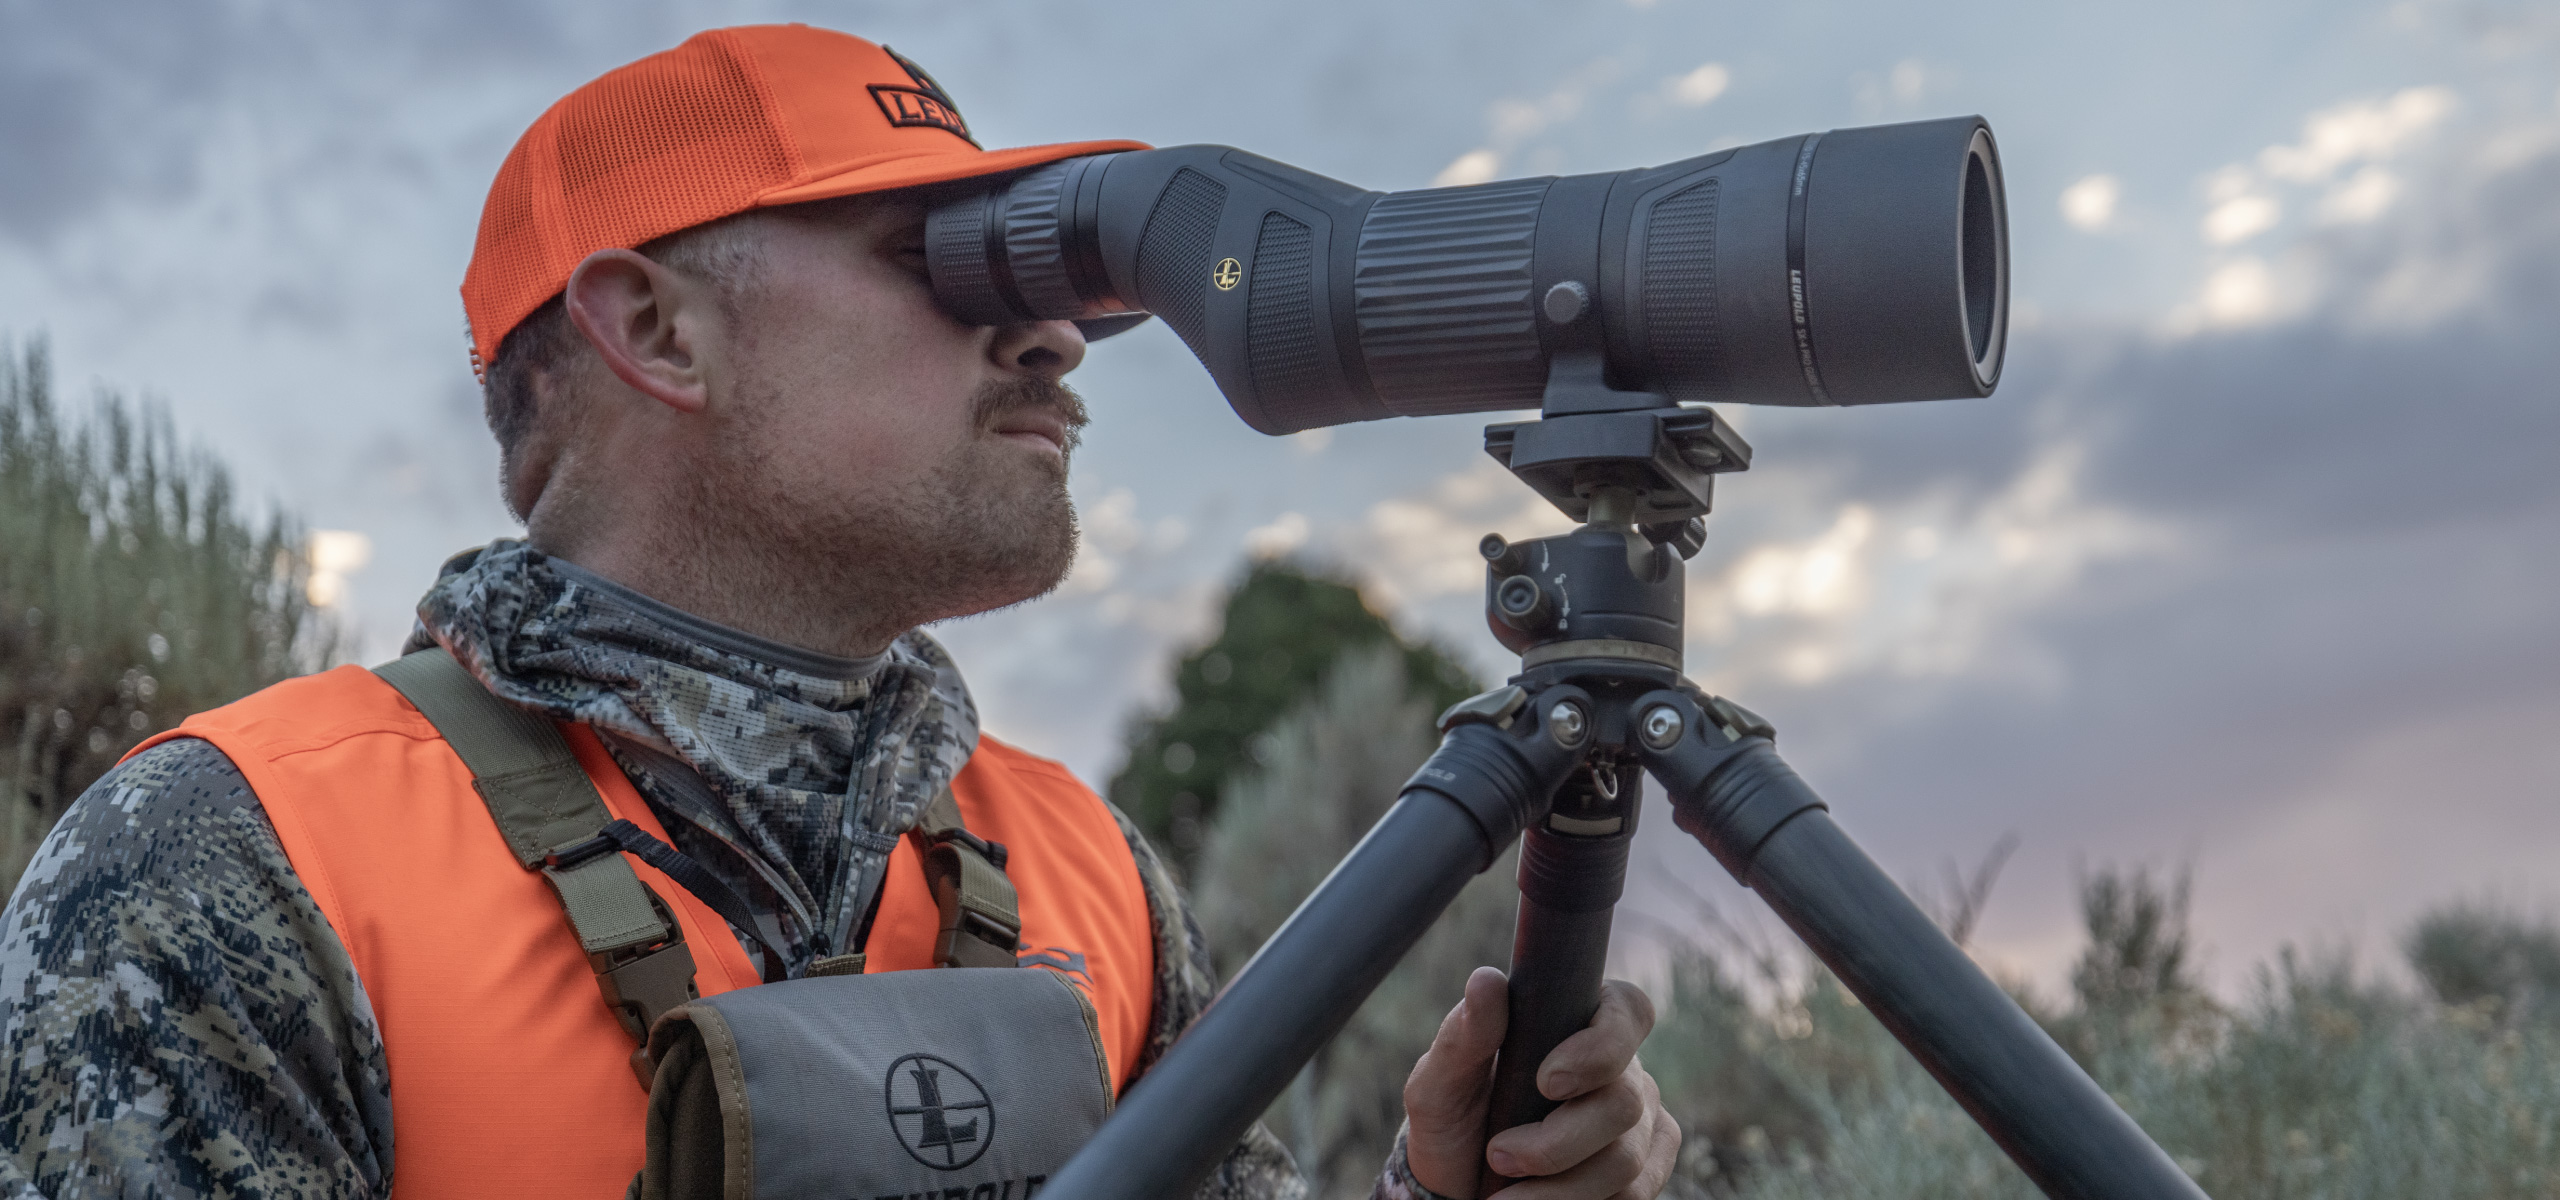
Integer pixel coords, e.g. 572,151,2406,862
1633,688,2207,1200
1483,820,1631,1188
1038,695,1588,1200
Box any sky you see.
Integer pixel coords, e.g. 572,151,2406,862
5,0,2558,999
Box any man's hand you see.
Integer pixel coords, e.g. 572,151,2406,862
1401,966,1680,1198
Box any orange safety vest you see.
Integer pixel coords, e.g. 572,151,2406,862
133,664,1156,1197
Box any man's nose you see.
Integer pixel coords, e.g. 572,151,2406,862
989,319,1087,379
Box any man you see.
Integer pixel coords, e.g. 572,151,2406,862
0,25,1678,1199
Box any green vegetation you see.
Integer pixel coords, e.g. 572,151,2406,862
1644,883,2560,1198
1190,644,1517,1196
1,340,329,890
1107,559,1479,871
1150,559,2560,1197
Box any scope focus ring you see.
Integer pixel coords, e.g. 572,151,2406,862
998,162,1085,318
926,156,1132,327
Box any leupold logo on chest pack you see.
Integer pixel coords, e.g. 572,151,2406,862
887,1053,996,1170
634,968,1110,1199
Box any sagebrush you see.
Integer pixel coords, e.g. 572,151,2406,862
0,339,329,890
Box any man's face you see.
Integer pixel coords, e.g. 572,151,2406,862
680,194,1091,640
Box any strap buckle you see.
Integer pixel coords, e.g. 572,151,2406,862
589,902,698,1090
917,829,1023,969
544,832,620,871
928,826,1010,871
935,909,1024,970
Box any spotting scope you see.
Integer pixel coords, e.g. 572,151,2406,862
911,117,2214,1200
924,115,2007,433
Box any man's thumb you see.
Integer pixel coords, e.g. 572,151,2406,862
1409,966,1510,1116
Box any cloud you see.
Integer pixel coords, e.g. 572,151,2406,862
1586,81,2560,989
1834,96,2560,985
1244,511,1311,559
1683,441,2172,691
2060,174,2120,232
1855,57,1955,115
2179,86,2458,258
2202,194,2281,245
1433,149,1502,187
2194,257,2278,325
1666,62,1730,108
2316,165,2402,224
1432,55,1625,185
2257,87,2457,183
9,0,2560,1001
1350,460,1575,612
0,0,585,248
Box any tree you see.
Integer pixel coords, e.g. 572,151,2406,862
2406,898,2560,1024
1108,559,1480,871
1189,644,1517,1195
1,340,329,889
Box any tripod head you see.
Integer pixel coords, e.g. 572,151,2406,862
1476,355,1753,653
1423,359,1774,1160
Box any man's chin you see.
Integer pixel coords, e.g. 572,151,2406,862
924,561,1075,627
919,515,1078,627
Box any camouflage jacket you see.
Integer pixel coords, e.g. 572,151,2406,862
0,542,1342,1198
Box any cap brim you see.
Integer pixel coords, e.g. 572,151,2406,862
754,138,1151,207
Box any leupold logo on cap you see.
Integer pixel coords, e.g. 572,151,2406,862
1212,257,1243,290
886,1053,994,1170
872,47,979,147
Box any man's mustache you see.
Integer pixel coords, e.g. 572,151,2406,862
973,377,1089,455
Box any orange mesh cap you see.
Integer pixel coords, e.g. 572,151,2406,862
460,24,1148,379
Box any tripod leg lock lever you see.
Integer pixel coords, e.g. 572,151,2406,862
1703,694,1776,743
1437,685,1530,733
1631,688,1822,882
1404,685,1593,865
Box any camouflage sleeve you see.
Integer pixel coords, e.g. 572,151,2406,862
1372,1127,1462,1200
1100,801,1309,1200
0,737,393,1198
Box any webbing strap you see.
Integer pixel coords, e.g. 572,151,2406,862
910,786,1024,969
566,820,786,984
374,649,697,1070
376,650,674,952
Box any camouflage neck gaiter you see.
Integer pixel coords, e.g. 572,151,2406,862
410,539,980,963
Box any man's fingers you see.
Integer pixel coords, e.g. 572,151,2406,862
1489,1073,1680,1200
1485,1060,1649,1178
1486,1100,1658,1200
1628,1102,1682,1200
1535,979,1656,1101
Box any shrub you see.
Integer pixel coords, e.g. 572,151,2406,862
1191,644,1513,1195
0,339,329,890
1109,559,1478,872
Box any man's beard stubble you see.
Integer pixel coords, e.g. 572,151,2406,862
673,376,1089,657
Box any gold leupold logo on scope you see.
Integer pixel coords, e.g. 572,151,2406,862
1212,258,1243,290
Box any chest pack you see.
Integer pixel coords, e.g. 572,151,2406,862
373,649,1113,1200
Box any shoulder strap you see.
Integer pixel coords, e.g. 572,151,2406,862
910,785,1025,969
374,648,698,1081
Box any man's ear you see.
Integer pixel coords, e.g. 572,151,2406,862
562,248,715,415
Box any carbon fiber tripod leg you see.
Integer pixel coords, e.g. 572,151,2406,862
1631,687,2208,1200
1037,690,1587,1200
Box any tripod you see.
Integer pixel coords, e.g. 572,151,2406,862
1042,360,2207,1200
